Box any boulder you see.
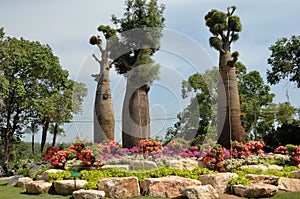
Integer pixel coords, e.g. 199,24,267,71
168,159,198,171
53,180,88,195
278,177,300,192
268,164,283,171
7,175,24,186
97,176,140,198
11,177,32,188
245,174,279,185
25,180,52,194
180,185,219,199
28,164,43,176
130,160,157,170
198,173,238,194
73,189,105,199
239,165,268,171
100,165,131,170
42,169,63,181
233,183,278,198
291,170,300,179
142,175,202,198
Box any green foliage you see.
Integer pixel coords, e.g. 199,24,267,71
48,170,72,183
205,6,242,52
267,35,300,87
16,168,30,177
227,176,251,192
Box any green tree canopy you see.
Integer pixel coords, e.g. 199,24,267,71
267,35,300,87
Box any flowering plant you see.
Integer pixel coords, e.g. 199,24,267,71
231,141,265,158
275,144,300,165
98,140,128,161
42,142,96,169
200,139,226,171
139,139,163,157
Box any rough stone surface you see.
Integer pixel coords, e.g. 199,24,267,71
268,164,283,171
7,175,24,187
239,165,268,171
100,164,131,170
25,180,52,194
291,170,300,179
13,177,33,188
130,160,157,170
28,164,43,176
42,169,63,182
245,174,279,185
233,183,278,198
97,176,140,198
168,159,198,171
73,189,105,199
278,177,300,192
180,185,219,199
142,175,202,198
198,173,238,194
54,180,88,195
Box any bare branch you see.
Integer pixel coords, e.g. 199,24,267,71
92,54,101,65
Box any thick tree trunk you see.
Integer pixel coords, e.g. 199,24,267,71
94,53,115,143
40,121,49,153
3,127,12,170
217,49,245,148
122,74,150,149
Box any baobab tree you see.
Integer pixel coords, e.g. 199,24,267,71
111,0,165,148
204,6,245,148
90,26,116,142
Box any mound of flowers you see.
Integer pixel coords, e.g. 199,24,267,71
42,138,300,173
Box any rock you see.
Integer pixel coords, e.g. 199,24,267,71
130,160,157,170
97,176,140,198
245,174,279,185
73,189,105,199
142,175,202,198
25,180,52,194
100,165,131,170
7,175,24,186
199,173,238,194
12,177,33,188
268,164,283,171
291,170,300,179
278,177,300,192
28,164,43,176
180,185,219,199
239,165,268,171
233,184,278,198
168,159,198,171
42,169,63,181
53,180,88,195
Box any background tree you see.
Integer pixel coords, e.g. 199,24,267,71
0,30,87,165
236,62,275,140
267,35,300,87
166,67,218,143
204,6,245,148
111,0,165,148
90,26,116,143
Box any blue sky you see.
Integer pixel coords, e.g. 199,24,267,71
1,0,299,143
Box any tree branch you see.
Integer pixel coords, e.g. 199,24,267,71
92,54,101,65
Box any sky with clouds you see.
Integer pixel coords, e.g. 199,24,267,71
1,0,299,143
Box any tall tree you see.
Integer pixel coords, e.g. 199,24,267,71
204,6,245,148
267,35,300,87
111,0,165,148
90,26,116,142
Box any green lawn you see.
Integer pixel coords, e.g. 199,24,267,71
1,179,300,199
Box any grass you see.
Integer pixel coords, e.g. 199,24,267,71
1,179,300,199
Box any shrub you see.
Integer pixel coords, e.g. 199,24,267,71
227,176,252,192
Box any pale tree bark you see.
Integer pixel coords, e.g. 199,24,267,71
122,72,150,148
93,43,115,143
217,43,245,148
